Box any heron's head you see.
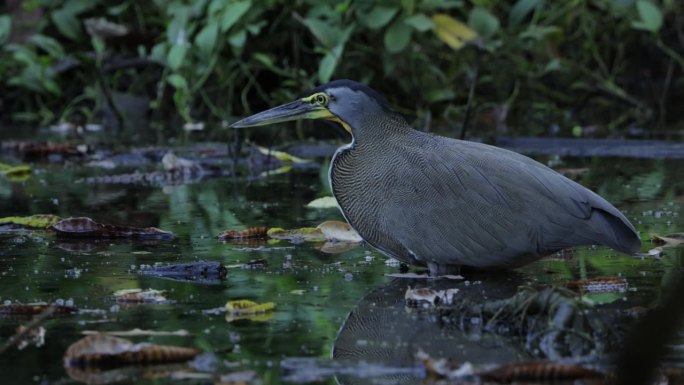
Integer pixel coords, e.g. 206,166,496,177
230,79,393,135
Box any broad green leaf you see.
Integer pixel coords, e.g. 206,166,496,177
51,8,81,40
253,52,274,68
508,0,540,27
359,6,399,29
632,0,663,32
404,14,434,31
195,23,219,56
221,0,252,32
0,15,10,45
319,51,338,83
384,19,412,53
425,88,456,103
228,29,247,48
168,44,188,70
167,74,188,90
303,18,337,48
30,35,65,58
468,7,500,39
432,13,478,50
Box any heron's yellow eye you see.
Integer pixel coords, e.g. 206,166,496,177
305,92,329,106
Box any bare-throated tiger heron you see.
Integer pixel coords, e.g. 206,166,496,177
231,80,641,275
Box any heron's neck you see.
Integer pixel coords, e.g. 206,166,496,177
352,112,414,147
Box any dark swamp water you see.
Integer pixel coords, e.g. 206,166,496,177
0,138,683,384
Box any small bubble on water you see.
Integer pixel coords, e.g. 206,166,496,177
55,299,64,306
65,298,74,307
110,304,120,312
4,300,11,305
344,273,353,281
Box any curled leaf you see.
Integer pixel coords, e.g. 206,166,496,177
51,217,174,239
64,335,199,367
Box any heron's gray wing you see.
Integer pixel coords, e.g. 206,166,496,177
381,137,640,268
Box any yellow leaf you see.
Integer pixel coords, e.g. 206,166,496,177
432,14,478,50
267,227,325,242
225,300,276,322
0,214,61,228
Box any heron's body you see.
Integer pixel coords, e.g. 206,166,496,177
232,79,641,275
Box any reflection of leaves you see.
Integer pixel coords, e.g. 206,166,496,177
478,360,604,382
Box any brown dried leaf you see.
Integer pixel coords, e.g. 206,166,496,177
0,303,78,316
477,360,604,382
63,335,200,368
217,226,270,241
565,277,628,293
51,217,174,239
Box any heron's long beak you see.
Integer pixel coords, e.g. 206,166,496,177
230,99,333,128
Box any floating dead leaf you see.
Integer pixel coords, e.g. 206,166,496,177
225,300,275,322
477,360,604,382
647,246,664,258
255,145,310,163
651,233,684,247
405,286,460,307
306,196,338,209
1,140,87,158
63,334,200,368
316,221,363,243
0,214,61,229
565,277,628,293
217,226,270,241
112,289,170,303
82,329,189,337
267,227,325,242
0,303,78,316
432,14,479,50
51,217,174,239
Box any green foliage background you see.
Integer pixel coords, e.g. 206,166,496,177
0,0,682,138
